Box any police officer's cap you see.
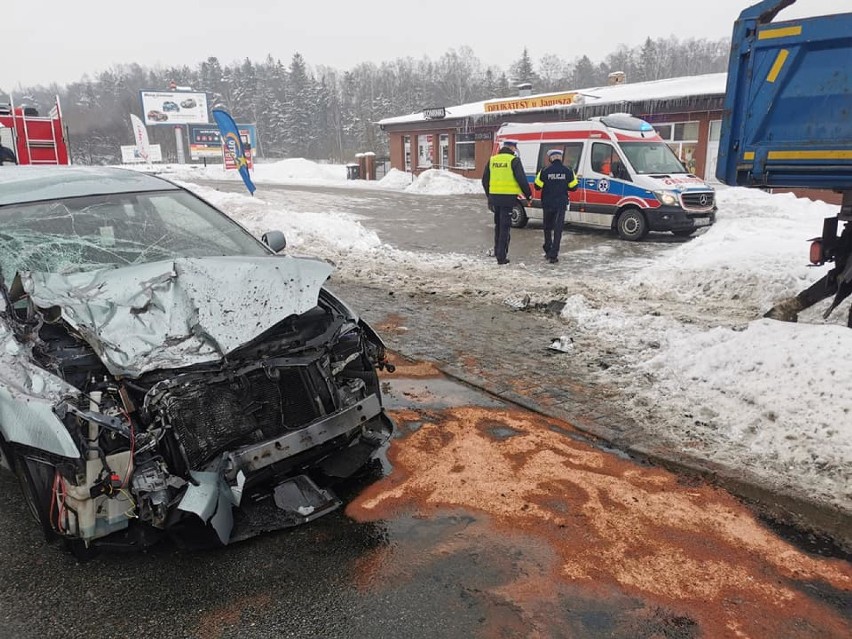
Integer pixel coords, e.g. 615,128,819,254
547,149,563,158
502,139,519,148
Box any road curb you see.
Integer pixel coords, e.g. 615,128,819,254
437,363,852,555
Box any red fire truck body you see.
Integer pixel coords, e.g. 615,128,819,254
0,96,70,165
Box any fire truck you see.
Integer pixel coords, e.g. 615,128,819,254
0,96,70,165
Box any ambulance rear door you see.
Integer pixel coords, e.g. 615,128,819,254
533,141,584,206
516,141,540,193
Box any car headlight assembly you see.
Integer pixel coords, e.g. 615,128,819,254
654,191,679,206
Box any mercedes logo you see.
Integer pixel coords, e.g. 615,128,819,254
699,194,709,206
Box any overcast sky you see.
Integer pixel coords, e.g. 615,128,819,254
3,0,847,90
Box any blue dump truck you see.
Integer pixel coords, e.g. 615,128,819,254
717,0,852,326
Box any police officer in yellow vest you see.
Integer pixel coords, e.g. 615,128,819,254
481,140,532,265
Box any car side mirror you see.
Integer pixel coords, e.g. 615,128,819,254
262,230,287,253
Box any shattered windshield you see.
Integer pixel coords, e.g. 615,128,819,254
619,142,690,175
0,190,269,277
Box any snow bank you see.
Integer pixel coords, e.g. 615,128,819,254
404,169,483,195
637,319,852,504
181,182,383,252
378,168,414,190
137,161,484,196
630,188,837,310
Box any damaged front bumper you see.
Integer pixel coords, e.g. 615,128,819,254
178,396,392,545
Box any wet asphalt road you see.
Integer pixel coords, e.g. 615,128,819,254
0,358,849,639
205,181,691,278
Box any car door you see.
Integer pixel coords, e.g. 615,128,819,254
575,141,625,229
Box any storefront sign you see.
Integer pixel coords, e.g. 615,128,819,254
484,92,579,113
423,107,446,120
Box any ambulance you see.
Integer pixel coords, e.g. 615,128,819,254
493,114,716,240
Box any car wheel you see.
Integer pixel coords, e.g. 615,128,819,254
510,204,528,228
14,453,55,539
672,228,696,237
616,209,648,241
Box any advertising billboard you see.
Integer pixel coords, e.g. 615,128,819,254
188,123,257,163
140,91,209,126
121,144,163,163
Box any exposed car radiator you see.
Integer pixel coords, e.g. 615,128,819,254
157,367,326,469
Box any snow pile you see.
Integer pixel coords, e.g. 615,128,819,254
141,158,348,185
404,169,483,195
549,188,851,511
133,160,486,196
183,182,383,253
254,158,347,182
630,188,833,310
378,168,415,190
637,319,852,505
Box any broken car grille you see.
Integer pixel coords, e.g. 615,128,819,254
160,367,330,469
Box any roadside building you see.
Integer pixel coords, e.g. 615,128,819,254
378,74,727,183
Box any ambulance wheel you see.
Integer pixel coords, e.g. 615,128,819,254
616,209,648,241
510,204,528,228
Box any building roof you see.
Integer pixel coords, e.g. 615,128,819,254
378,73,727,126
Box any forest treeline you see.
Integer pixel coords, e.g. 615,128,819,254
2,37,729,165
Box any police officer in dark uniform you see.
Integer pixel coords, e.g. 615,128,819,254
534,149,579,263
481,140,532,265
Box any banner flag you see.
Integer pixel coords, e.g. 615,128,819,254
212,108,256,195
129,114,150,162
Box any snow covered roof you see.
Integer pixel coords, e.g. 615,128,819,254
378,73,727,126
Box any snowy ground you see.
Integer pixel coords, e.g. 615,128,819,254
147,158,851,515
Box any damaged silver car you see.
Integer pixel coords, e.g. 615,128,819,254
0,166,394,556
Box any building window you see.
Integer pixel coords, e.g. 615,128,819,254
674,122,700,141
654,120,699,174
418,134,433,168
537,142,583,173
653,124,672,140
403,136,411,171
455,133,476,169
439,134,449,168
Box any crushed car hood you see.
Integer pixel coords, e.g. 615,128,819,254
20,256,334,378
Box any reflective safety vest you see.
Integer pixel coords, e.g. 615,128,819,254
488,152,523,195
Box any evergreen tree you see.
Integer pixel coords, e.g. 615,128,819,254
496,72,511,97
638,37,660,81
281,53,318,157
572,55,597,88
510,48,540,88
200,56,229,110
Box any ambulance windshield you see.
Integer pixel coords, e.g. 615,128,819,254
619,142,690,175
